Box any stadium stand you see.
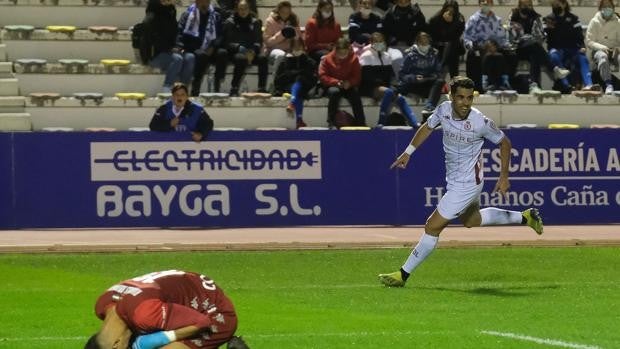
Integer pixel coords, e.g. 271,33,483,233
0,0,618,130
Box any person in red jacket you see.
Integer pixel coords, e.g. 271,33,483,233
84,270,248,349
319,37,366,127
304,0,342,63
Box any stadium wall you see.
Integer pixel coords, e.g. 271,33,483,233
0,129,618,229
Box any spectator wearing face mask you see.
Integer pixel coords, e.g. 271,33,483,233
396,32,445,120
305,0,342,63
544,0,598,93
263,1,302,87
586,0,620,94
509,0,569,93
319,38,366,127
348,0,383,48
274,38,317,129
464,0,514,91
428,0,465,80
359,32,419,127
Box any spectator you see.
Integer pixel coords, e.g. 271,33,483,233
215,0,257,20
319,38,367,127
348,0,383,49
383,0,426,49
216,0,268,96
304,0,343,63
176,0,223,96
464,0,514,91
141,0,194,93
274,38,317,129
586,0,620,94
149,83,214,142
544,0,598,92
359,32,419,127
84,269,247,349
508,0,569,92
263,1,302,86
427,0,465,80
396,32,445,120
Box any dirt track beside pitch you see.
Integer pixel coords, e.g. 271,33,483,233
0,225,618,253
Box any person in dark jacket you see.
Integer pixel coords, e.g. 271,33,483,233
274,38,317,129
142,0,194,92
215,0,268,96
149,83,214,142
509,0,569,92
215,0,257,20
396,32,445,120
319,38,366,127
544,0,598,92
176,0,224,96
383,0,427,48
348,0,383,48
427,0,465,79
359,32,420,127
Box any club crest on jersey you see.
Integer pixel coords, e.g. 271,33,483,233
464,121,472,130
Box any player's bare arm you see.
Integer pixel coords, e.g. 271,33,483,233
493,135,512,196
390,122,434,170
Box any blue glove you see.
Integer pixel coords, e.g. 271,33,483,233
131,331,173,349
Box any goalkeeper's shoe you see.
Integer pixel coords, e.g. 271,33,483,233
378,271,406,287
522,208,544,235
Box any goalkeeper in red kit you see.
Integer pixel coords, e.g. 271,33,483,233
84,270,249,349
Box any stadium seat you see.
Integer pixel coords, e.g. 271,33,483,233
128,127,150,131
85,127,117,132
42,127,74,131
73,92,104,105
256,127,287,131
58,58,89,73
46,25,77,34
340,126,372,131
88,26,119,34
3,25,35,39
100,59,131,67
381,125,413,130
157,93,172,101
590,124,620,128
115,92,146,100
14,58,47,73
214,127,245,131
506,123,538,128
29,92,61,106
298,127,329,130
548,123,580,129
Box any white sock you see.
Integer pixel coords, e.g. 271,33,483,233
402,233,439,274
480,207,523,226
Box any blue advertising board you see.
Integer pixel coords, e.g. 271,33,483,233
0,129,618,228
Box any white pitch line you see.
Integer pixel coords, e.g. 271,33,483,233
0,336,87,341
481,330,602,349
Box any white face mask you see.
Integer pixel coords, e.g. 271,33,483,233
481,5,491,14
418,45,430,54
360,8,372,16
372,42,386,52
321,10,332,18
601,7,614,19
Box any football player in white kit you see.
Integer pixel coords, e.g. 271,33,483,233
378,76,544,287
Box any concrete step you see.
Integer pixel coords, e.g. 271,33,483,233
0,112,32,131
0,78,19,95
6,40,134,61
0,96,26,112
0,44,6,62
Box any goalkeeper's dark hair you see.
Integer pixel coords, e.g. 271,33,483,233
227,335,250,349
84,333,102,349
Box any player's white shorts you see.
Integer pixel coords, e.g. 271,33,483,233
436,183,484,220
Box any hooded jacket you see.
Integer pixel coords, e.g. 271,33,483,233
144,0,177,55
383,3,426,46
263,12,302,53
222,14,263,55
586,10,620,51
543,11,584,50
397,44,441,84
464,10,509,49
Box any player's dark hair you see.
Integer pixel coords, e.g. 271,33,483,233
227,335,251,349
449,76,475,95
84,333,102,349
171,82,188,95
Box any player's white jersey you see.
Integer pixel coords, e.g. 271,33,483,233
426,101,505,190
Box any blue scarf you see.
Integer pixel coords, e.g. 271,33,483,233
183,4,217,50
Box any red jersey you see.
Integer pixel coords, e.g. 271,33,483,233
94,270,237,349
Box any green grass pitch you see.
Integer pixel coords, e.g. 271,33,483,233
0,247,617,348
